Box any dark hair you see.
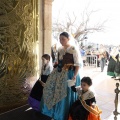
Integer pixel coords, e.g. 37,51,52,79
81,77,92,86
42,54,50,61
60,32,70,38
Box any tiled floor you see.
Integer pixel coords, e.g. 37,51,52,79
82,66,120,120
1,66,120,120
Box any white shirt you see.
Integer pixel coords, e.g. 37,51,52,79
41,62,53,75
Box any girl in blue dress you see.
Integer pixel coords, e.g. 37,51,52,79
40,32,82,120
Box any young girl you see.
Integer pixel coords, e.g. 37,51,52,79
28,54,53,111
69,77,101,120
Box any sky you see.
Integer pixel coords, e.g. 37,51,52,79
52,0,120,46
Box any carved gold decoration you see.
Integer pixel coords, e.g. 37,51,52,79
0,0,38,108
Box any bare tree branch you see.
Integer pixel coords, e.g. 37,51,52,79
52,9,107,43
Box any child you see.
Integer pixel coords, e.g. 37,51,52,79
28,54,53,111
68,77,101,120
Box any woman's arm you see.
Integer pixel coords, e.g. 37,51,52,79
72,66,80,80
72,47,81,80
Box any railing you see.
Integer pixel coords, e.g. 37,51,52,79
83,55,98,69
114,82,120,120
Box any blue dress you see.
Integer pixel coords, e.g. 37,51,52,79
40,46,81,120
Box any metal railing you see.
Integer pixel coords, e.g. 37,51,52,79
83,55,98,68
114,82,120,120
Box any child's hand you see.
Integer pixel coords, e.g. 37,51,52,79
39,80,45,87
42,83,45,87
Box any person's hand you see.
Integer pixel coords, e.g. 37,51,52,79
72,75,76,81
39,80,45,87
42,83,45,87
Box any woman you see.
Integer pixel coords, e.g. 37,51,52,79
99,45,107,72
114,45,120,80
86,51,91,66
40,32,82,120
107,47,118,78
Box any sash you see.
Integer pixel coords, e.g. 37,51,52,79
80,98,102,116
77,90,102,116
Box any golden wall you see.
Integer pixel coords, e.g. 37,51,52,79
0,0,40,111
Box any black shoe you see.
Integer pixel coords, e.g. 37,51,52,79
111,76,116,78
115,78,120,80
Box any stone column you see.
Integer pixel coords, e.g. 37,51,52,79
43,0,52,54
37,0,52,73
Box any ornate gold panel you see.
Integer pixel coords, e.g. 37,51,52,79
0,0,38,109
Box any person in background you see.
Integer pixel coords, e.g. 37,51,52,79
80,46,85,57
51,47,55,63
107,47,118,78
95,50,100,67
86,51,91,66
51,44,58,64
114,45,120,80
28,54,53,111
105,50,109,65
80,46,86,66
99,45,107,72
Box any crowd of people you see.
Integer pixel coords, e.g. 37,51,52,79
83,45,120,80
80,44,120,79
80,45,110,72
28,32,102,120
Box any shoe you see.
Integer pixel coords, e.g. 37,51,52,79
115,78,120,80
111,76,116,78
